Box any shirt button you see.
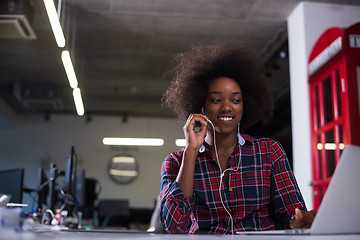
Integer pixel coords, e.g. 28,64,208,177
229,187,233,191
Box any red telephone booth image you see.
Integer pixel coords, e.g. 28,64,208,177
308,22,360,210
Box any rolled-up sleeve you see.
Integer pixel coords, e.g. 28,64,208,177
270,141,306,228
159,152,198,233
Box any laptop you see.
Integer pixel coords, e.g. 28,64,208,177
237,144,360,235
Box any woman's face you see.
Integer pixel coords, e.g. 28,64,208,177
204,77,243,135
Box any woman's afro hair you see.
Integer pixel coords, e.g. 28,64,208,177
162,43,274,130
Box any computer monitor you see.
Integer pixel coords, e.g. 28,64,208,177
46,146,85,213
65,146,77,200
0,168,24,203
64,146,86,210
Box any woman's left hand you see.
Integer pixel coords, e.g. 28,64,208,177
290,208,317,229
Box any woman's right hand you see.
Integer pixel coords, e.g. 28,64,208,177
177,114,208,197
183,114,208,152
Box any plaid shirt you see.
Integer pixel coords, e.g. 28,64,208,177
160,134,306,234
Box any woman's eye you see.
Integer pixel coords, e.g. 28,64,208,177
232,98,242,103
211,98,221,103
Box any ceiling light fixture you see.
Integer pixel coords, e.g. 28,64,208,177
73,88,84,116
61,50,78,88
62,51,85,116
175,139,186,147
43,0,65,48
103,137,164,146
43,0,85,117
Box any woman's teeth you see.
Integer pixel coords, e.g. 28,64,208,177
219,117,232,121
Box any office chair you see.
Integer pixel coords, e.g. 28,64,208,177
147,195,165,233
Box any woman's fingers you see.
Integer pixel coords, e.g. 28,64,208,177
184,114,208,132
183,114,208,149
291,209,317,229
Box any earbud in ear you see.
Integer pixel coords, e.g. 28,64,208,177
202,107,214,126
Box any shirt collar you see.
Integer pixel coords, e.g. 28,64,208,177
199,133,245,153
241,134,253,145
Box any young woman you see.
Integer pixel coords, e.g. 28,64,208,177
160,44,316,234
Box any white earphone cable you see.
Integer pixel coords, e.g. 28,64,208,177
207,119,241,234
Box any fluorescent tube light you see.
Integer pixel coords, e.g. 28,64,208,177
112,156,136,163
61,50,78,88
73,88,84,116
175,139,186,147
43,0,65,48
109,169,138,177
103,137,164,146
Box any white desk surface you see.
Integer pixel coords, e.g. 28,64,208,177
2,229,360,240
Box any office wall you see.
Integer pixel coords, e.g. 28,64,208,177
288,2,360,209
0,113,184,210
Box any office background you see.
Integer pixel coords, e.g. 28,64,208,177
0,112,184,210
1,1,360,217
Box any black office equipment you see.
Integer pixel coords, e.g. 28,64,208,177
43,146,86,217
48,146,79,211
65,146,77,199
37,167,48,209
98,199,130,228
0,168,24,203
78,178,99,219
75,169,86,207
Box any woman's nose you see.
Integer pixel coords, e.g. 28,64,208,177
220,100,232,112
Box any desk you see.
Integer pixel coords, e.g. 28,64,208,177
2,229,360,240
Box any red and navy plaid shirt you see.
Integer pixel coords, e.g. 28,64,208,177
160,134,306,234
